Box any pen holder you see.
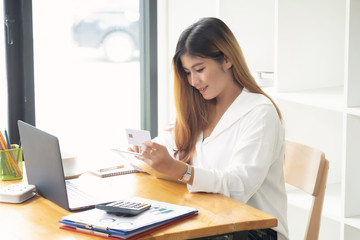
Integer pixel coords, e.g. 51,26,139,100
0,144,23,181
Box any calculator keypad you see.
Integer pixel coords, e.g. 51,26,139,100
96,200,151,215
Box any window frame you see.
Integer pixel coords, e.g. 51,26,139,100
140,0,158,138
4,0,35,144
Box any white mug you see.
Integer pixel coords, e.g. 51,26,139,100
61,152,79,178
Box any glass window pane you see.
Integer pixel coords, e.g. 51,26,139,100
0,2,7,128
32,0,140,164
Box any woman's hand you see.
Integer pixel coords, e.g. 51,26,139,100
136,141,174,173
128,145,140,154
135,141,188,180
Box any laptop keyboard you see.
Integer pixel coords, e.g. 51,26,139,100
66,180,99,207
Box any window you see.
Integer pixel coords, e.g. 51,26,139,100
32,0,142,157
4,0,157,156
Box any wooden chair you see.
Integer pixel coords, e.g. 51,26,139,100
284,140,330,240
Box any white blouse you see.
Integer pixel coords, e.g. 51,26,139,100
154,90,289,240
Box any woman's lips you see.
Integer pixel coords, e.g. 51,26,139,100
199,86,208,94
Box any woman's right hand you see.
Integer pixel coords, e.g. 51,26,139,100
135,141,189,182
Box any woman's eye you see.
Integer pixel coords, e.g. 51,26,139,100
185,71,190,76
196,68,204,73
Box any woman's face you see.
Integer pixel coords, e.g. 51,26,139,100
180,53,234,101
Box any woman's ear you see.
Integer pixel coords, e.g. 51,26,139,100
223,55,233,70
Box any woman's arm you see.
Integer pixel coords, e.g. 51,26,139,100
190,105,283,202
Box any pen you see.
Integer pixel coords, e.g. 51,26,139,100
99,165,124,172
0,131,8,151
4,130,12,149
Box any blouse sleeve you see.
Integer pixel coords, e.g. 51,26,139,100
189,104,283,203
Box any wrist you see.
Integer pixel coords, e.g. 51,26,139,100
178,163,192,183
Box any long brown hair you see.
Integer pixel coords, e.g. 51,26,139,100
172,17,281,162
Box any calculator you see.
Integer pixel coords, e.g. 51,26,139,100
95,200,151,215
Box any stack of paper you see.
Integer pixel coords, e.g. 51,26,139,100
59,197,198,239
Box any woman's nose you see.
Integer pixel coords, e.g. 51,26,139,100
189,74,199,87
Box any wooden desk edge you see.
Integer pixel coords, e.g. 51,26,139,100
1,169,279,240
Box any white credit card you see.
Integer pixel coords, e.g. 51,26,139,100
125,128,151,146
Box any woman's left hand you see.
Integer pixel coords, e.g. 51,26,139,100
135,141,176,175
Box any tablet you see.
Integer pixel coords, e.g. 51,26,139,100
112,149,184,184
112,148,142,156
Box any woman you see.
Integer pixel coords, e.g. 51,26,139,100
132,17,288,240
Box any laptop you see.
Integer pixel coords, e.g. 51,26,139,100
18,120,119,211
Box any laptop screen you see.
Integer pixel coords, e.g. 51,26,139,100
18,120,70,210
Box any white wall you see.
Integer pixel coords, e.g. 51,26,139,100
276,0,345,92
219,0,275,72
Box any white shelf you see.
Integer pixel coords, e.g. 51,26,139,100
276,0,359,238
346,107,360,117
323,183,343,220
345,216,360,229
287,183,342,221
276,86,344,113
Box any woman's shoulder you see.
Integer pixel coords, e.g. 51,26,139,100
247,103,278,120
238,91,280,122
230,89,273,118
241,89,272,104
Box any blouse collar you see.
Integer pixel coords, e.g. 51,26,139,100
202,89,272,144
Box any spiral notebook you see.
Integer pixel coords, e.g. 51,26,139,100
88,165,141,178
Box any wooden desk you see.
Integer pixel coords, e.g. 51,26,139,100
0,172,277,240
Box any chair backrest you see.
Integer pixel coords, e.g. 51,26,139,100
284,140,329,240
